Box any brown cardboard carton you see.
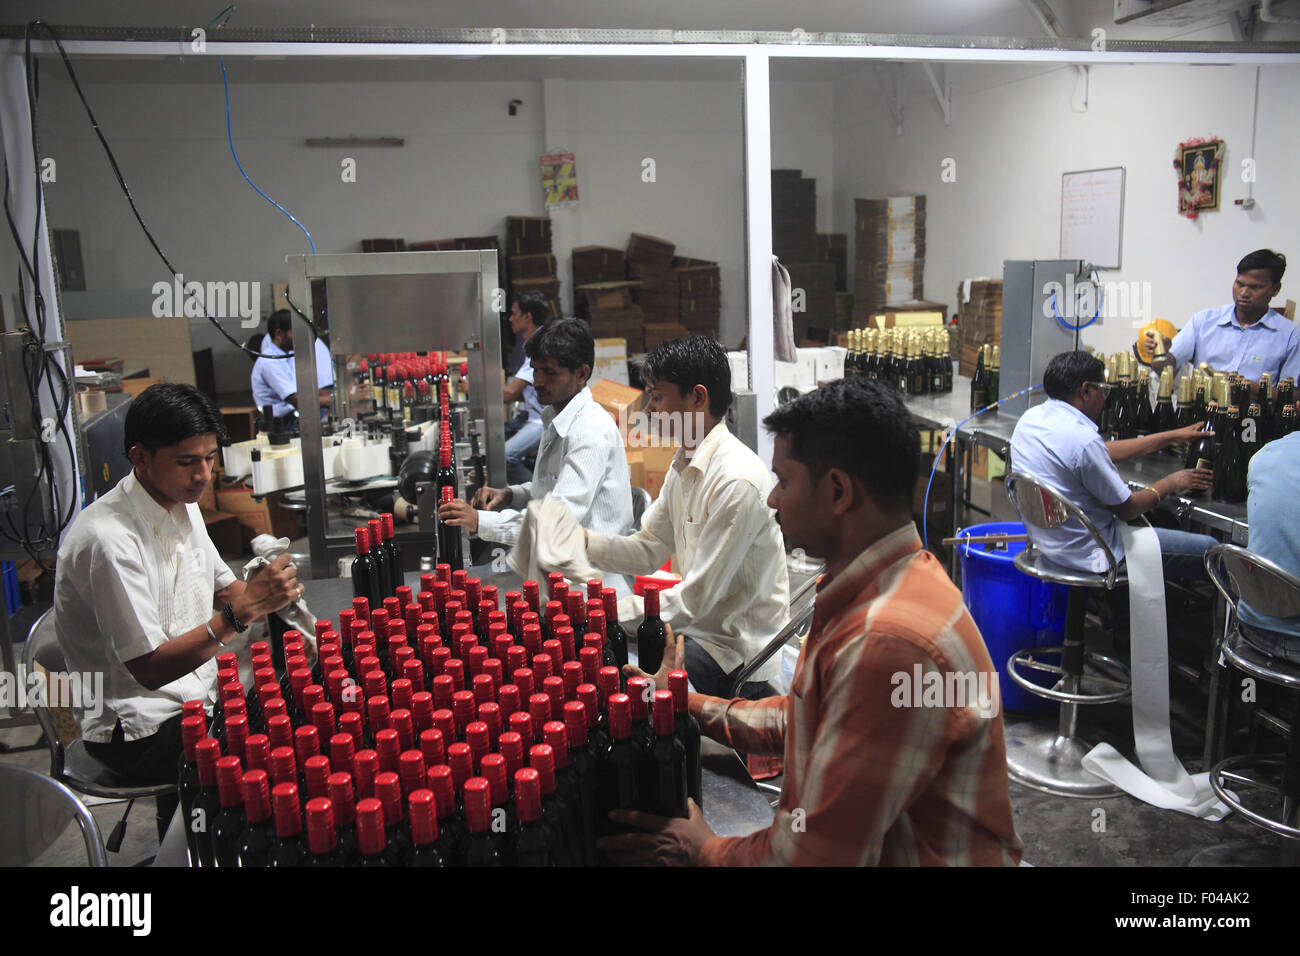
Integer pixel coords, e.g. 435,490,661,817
641,444,679,500
590,379,643,439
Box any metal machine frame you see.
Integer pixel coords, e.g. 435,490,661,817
287,250,505,578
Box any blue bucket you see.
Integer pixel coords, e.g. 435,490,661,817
957,521,1068,714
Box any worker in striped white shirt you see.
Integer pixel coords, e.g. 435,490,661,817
439,318,634,589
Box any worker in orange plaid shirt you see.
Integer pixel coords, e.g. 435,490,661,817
601,377,1023,866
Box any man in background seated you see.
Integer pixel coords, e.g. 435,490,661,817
603,378,1022,866
584,335,790,699
1240,424,1300,663
250,309,334,433
501,290,551,484
1009,350,1217,581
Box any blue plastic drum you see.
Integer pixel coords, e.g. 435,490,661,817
957,521,1068,714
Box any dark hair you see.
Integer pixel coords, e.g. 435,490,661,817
513,290,552,329
763,377,918,511
525,317,594,375
1236,249,1286,285
641,335,733,418
124,383,229,454
267,309,292,336
1042,350,1105,401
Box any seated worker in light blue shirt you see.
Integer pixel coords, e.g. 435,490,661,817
501,291,552,484
1146,249,1298,387
1009,351,1217,581
1240,430,1300,663
250,309,334,429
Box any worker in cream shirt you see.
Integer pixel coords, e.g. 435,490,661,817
585,336,790,698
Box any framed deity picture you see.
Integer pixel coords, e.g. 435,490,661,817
1174,138,1224,219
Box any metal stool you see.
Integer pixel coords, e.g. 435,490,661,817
1002,473,1132,797
1202,544,1300,861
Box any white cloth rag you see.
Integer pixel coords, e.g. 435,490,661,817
507,498,602,594
242,534,318,663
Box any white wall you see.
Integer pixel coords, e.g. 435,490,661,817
832,58,1300,357
769,80,836,231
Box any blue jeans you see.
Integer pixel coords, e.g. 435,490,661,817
1240,621,1300,665
504,418,542,485
681,635,774,700
1109,528,1217,641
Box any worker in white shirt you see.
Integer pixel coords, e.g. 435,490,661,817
439,318,634,582
54,384,301,839
585,336,791,698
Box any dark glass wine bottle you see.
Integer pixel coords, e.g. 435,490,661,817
510,768,555,866
302,797,343,867
210,756,246,867
1212,405,1244,503
668,670,702,809
1153,368,1176,437
177,714,207,866
237,769,275,867
463,777,503,867
192,738,221,867
1134,370,1155,437
594,693,639,839
269,783,306,867
438,486,464,573
636,585,667,675
381,512,402,595
969,344,988,413
407,789,448,867
643,690,688,819
367,518,391,603
354,798,391,867
601,588,629,669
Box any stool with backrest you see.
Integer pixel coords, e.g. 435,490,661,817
23,608,177,852
0,763,109,866
1202,543,1300,861
1002,472,1132,797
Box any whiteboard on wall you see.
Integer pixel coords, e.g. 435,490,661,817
1060,166,1125,269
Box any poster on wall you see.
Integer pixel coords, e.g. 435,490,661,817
1060,166,1125,269
1174,138,1224,220
541,151,579,205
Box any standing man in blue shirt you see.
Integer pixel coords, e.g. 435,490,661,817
1009,351,1215,580
250,309,334,432
501,291,551,483
1146,249,1297,386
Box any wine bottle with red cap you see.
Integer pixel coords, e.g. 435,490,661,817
594,693,639,838
381,512,402,594
211,756,246,867
354,798,391,867
408,790,448,867
636,585,667,674
463,778,504,867
269,783,306,867
602,587,630,669
374,772,414,865
192,738,222,866
563,700,598,865
668,670,702,808
542,724,586,866
237,770,275,866
511,768,556,867
352,527,382,611
645,690,688,818
427,764,468,866
177,714,207,866
368,518,392,600
327,772,360,865
438,486,464,572
302,798,344,867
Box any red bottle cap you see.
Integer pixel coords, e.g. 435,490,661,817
482,585,498,610
497,683,521,717
383,598,401,622
481,753,508,805
254,667,278,690
463,777,493,833
529,743,557,795
601,587,619,624
411,692,434,731
429,645,452,679
579,646,601,684
514,768,543,822
587,579,603,600
367,518,384,551
452,569,468,595
399,749,426,795
467,645,489,678
477,701,502,740
304,756,332,800
314,619,334,640
305,797,337,855
512,667,535,700
375,728,401,773
609,693,632,739
627,677,650,721
217,670,239,694
358,657,381,684
643,584,661,617
545,600,563,632
339,710,364,749
668,670,690,713
451,690,476,733
510,600,529,636
543,722,570,769
561,660,584,700
465,577,481,610
325,670,348,704
302,684,325,714
408,789,439,846
367,695,391,734
215,756,243,808
404,603,422,634
427,764,455,818
390,708,415,751
225,714,249,759
321,774,352,829
381,512,396,542
419,728,446,768
528,692,553,732
491,634,513,663
542,638,564,674
498,731,525,780
354,798,387,855
371,608,391,636
447,743,473,792
564,700,589,746
431,674,454,709
508,711,533,746
181,698,207,726
180,715,206,761
387,676,413,712
556,626,577,663
338,609,356,640
222,695,246,720
506,645,527,674
444,658,466,692
354,527,370,555
269,745,297,786
546,572,565,598
471,672,494,706
532,654,553,682
543,676,566,721
262,699,287,728
272,783,302,837
431,708,455,743
242,769,272,822
375,771,404,824
419,573,436,597
652,689,676,736
354,749,380,799
294,724,321,763
243,734,270,772
466,721,490,771
432,577,450,609
576,685,600,729
523,580,541,613
352,596,371,624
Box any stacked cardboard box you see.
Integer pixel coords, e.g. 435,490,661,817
772,169,818,264
583,280,645,352
816,233,848,293
361,238,406,252
672,256,721,336
627,233,678,325
852,195,927,327
572,246,626,288
956,279,1002,377
786,262,838,344
408,239,457,251
505,216,552,256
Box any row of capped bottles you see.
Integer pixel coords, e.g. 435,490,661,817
969,343,1001,413
846,327,955,397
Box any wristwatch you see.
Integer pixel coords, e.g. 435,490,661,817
221,603,248,634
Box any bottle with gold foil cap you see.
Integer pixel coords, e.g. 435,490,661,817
1154,367,1176,435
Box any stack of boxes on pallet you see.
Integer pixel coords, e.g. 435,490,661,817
772,170,850,343
956,279,1003,377
627,233,688,352
672,256,721,336
573,246,643,348
852,195,927,327
505,216,561,319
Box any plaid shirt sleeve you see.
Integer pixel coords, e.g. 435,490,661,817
689,692,787,756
